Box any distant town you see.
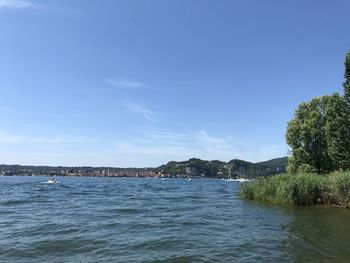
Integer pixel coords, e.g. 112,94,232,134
0,165,166,178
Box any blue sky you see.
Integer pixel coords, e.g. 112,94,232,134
0,0,349,167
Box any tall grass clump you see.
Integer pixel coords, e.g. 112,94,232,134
328,171,350,206
240,172,350,206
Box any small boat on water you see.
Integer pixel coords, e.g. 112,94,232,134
234,178,251,182
224,178,250,182
47,177,56,184
225,178,236,182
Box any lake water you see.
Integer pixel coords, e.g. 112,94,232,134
1,176,350,262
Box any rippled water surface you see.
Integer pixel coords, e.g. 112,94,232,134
1,176,350,262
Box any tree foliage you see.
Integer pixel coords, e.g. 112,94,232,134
286,96,333,173
344,51,350,103
286,50,350,173
324,94,350,170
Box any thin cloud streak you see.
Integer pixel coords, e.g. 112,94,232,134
123,100,155,121
258,144,288,161
196,130,225,144
0,0,33,9
29,136,94,144
0,131,22,143
112,128,287,166
0,129,286,167
105,79,144,89
134,129,190,146
114,129,245,164
0,131,94,144
0,151,102,167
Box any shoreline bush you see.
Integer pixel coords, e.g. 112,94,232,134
240,172,350,207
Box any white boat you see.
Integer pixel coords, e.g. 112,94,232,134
225,178,236,182
47,177,56,184
224,178,250,182
188,178,192,182
234,178,251,182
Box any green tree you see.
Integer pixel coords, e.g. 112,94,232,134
324,93,350,170
344,51,350,103
286,50,350,173
286,97,333,173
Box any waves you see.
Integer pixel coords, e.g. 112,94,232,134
2,176,349,262
0,176,282,262
1,199,33,206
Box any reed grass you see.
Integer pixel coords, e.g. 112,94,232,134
240,172,350,206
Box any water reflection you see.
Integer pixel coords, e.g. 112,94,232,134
286,207,350,262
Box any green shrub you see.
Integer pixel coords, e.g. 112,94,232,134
240,172,350,206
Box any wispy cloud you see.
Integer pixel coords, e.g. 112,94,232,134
0,0,33,9
29,136,94,144
113,128,288,166
105,79,144,89
0,131,22,143
113,129,245,165
258,144,287,161
196,130,225,144
135,129,189,146
0,128,286,167
0,131,93,144
194,130,241,159
123,100,155,121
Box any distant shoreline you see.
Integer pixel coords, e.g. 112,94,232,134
1,174,215,179
0,156,288,179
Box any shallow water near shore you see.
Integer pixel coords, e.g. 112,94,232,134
1,176,350,262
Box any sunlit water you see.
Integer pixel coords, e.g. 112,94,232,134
1,176,350,262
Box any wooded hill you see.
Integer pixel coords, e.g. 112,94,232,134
159,157,288,178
